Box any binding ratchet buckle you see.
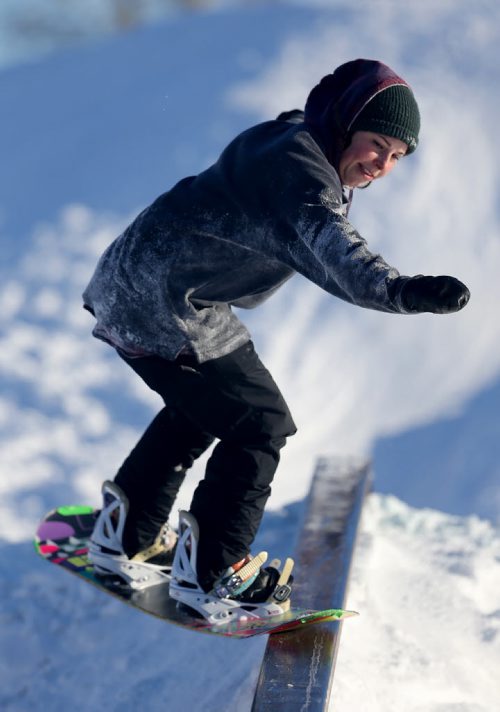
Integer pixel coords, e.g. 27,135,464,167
273,582,292,603
214,573,244,599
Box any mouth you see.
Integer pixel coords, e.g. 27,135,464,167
359,164,375,181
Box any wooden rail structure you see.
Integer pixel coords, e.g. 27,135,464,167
251,457,371,711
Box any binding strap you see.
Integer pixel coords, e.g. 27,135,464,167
214,552,268,598
131,524,177,564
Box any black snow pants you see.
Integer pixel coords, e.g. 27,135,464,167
114,341,297,590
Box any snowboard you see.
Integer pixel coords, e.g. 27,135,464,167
34,505,358,638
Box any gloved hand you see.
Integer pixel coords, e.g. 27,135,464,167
399,275,470,314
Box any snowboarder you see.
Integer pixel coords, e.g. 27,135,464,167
83,58,470,620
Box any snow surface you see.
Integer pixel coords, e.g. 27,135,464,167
1,1,500,710
3,495,500,711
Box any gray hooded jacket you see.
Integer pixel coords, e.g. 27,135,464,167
83,108,410,362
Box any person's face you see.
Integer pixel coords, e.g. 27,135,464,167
338,130,408,188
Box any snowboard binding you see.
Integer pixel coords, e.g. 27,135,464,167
88,481,177,591
169,510,294,625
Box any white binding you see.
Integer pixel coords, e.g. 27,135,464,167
88,481,173,591
169,510,288,625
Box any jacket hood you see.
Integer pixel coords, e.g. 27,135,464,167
304,59,415,168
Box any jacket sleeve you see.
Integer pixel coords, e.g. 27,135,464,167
263,134,409,314
283,198,408,313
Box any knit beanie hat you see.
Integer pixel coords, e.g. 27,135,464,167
349,84,420,154
304,59,421,167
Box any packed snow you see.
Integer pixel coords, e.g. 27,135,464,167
1,1,499,710
3,495,500,711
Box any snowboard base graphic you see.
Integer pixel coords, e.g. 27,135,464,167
34,506,358,638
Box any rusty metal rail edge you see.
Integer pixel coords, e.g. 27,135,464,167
251,456,372,711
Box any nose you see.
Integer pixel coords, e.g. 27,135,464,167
374,152,391,174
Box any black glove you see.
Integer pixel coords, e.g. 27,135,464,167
399,275,470,314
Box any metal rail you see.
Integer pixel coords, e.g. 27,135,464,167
251,457,371,711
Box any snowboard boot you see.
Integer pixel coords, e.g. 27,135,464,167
88,480,177,591
169,510,294,625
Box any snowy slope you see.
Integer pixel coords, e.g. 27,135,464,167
3,495,499,711
375,376,500,522
1,2,500,710
333,495,500,711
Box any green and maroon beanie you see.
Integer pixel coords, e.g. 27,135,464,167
304,59,421,165
349,83,420,154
